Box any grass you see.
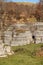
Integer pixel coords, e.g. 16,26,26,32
0,44,43,65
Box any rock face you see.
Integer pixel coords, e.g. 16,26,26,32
3,23,33,46
4,31,12,45
0,22,43,46
0,44,6,57
11,31,32,46
4,46,14,55
34,30,43,44
0,22,43,57
33,22,43,44
0,44,14,57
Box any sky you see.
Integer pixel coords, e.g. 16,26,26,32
12,0,39,2
6,0,39,3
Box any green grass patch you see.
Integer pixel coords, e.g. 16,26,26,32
0,44,43,65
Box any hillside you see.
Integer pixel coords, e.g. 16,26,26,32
0,44,43,65
0,2,36,26
16,2,36,5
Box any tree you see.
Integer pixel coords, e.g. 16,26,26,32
40,0,43,22
35,0,43,22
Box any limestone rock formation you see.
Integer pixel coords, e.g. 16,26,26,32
0,43,7,57
4,45,14,55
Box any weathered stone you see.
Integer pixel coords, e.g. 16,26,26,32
0,43,7,57
4,46,14,55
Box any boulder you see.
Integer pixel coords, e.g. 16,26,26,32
0,43,7,57
4,46,14,55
